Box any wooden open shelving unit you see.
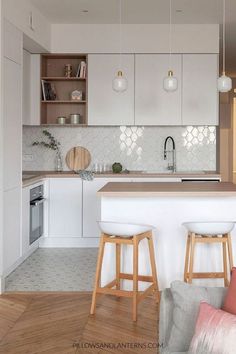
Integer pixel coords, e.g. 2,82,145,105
41,54,87,125
41,77,86,81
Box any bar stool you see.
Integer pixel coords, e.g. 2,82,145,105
90,221,160,321
183,222,235,286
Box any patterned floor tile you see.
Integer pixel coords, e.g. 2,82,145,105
5,248,97,292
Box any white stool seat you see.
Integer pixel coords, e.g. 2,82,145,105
98,221,155,238
183,222,235,236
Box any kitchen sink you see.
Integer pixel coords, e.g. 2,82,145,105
141,170,206,174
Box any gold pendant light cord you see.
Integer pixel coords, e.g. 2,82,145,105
119,0,122,70
222,0,226,75
169,0,172,71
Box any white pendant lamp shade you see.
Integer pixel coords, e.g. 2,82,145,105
218,73,232,92
164,0,178,93
218,0,232,93
112,70,128,92
163,70,178,92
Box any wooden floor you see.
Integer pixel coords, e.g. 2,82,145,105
0,292,159,354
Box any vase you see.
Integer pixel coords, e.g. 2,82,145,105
55,151,63,172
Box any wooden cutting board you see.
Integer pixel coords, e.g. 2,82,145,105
66,146,91,171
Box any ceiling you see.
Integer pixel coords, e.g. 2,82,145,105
31,0,227,24
31,0,236,74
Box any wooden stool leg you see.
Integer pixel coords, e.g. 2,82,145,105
222,240,229,287
184,233,191,283
188,233,196,284
116,243,121,290
133,237,139,322
147,233,160,303
227,233,234,273
90,234,106,315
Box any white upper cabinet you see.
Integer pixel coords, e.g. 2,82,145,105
30,55,41,125
88,54,135,126
182,54,218,126
3,57,22,191
3,0,51,52
135,54,182,126
23,50,31,125
4,19,22,64
23,51,41,125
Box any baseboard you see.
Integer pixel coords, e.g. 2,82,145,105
39,237,99,248
21,242,39,263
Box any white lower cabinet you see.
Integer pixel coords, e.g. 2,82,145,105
48,178,82,238
3,188,21,272
83,178,125,238
22,177,183,250
35,177,182,245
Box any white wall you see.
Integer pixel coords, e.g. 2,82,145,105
3,0,51,52
52,24,219,54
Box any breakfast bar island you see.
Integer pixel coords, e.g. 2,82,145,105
98,182,236,290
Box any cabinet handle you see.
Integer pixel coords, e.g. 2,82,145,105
30,198,46,206
29,11,35,31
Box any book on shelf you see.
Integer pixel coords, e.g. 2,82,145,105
41,80,57,101
76,61,87,79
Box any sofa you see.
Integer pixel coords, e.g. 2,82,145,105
159,282,227,354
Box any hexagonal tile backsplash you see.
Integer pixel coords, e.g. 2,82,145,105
23,126,216,172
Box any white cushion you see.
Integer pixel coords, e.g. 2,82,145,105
182,222,235,235
98,221,154,237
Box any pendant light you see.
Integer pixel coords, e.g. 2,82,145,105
163,0,178,92
112,0,128,92
218,0,232,92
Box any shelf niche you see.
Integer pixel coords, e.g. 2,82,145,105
41,54,87,125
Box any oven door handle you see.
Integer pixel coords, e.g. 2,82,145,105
30,198,46,207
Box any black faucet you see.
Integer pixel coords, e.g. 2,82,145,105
164,136,176,172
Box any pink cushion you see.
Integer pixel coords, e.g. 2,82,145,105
223,267,236,315
189,302,236,354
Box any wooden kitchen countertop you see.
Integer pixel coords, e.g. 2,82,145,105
97,182,236,197
22,170,221,187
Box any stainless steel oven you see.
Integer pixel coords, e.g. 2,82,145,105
30,185,45,245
